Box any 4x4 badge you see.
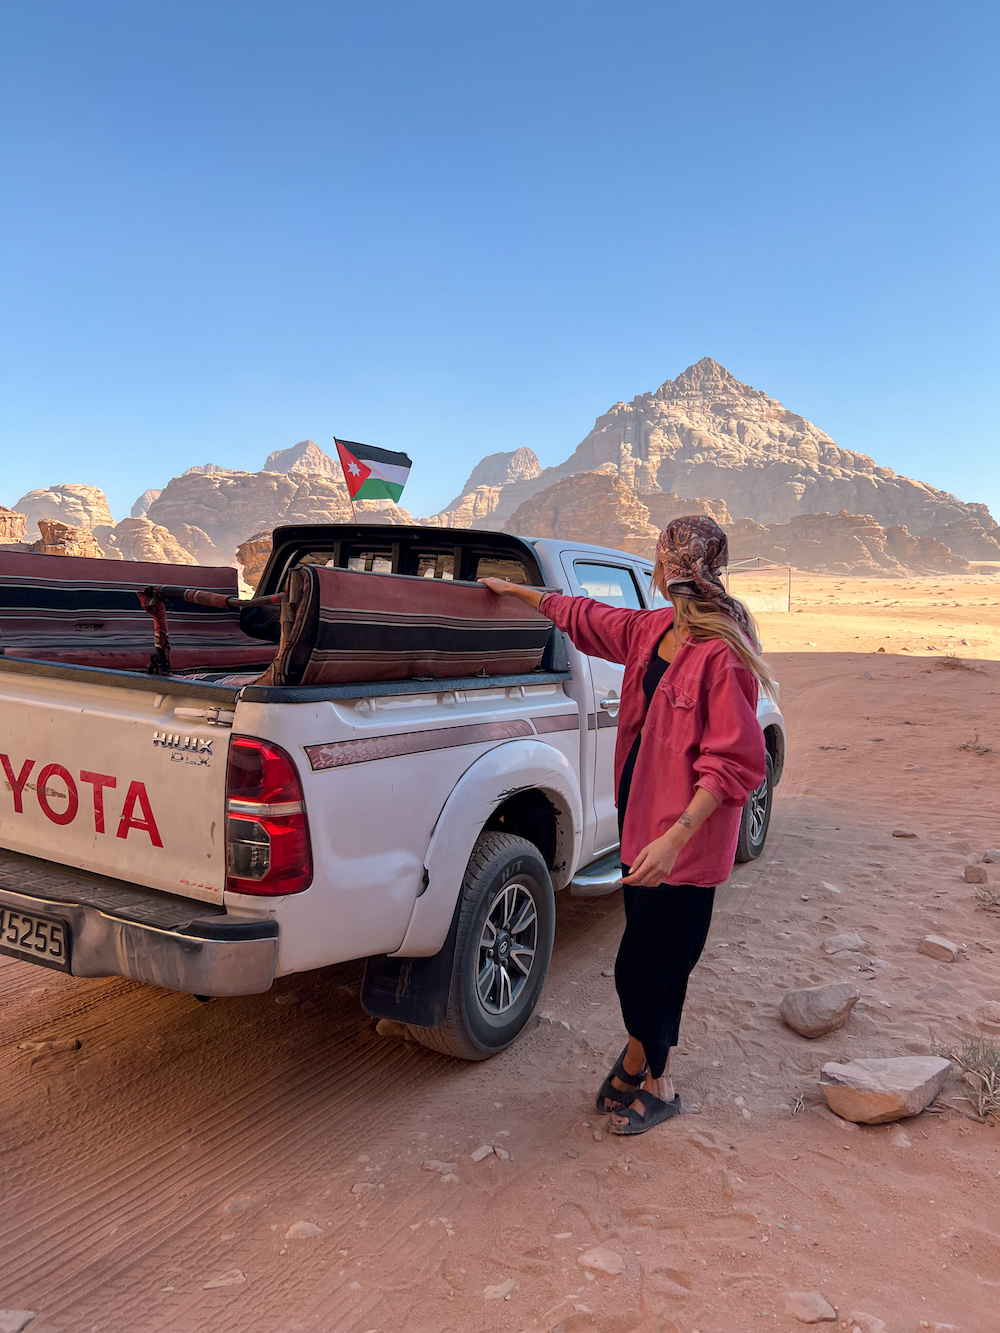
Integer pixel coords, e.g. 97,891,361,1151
153,732,213,755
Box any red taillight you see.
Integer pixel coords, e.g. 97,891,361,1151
225,736,312,896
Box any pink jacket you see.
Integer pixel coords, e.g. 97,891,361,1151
540,593,766,887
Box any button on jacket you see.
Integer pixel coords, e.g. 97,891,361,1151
540,593,766,887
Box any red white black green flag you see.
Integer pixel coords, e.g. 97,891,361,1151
334,438,412,503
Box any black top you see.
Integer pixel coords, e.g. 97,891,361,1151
617,643,671,840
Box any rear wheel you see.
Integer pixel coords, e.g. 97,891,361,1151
409,832,555,1061
735,751,774,863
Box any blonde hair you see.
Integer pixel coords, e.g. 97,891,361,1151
654,566,777,698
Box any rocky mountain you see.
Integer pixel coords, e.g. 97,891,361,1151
441,359,998,546
263,439,338,477
13,484,115,538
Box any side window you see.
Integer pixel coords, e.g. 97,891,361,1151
346,548,393,573
414,552,455,580
473,555,531,585
640,564,669,609
573,562,642,609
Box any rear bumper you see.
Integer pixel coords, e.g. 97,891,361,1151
0,850,277,996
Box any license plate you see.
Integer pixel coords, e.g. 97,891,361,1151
0,907,71,972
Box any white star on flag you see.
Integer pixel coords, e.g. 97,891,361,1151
347,460,360,475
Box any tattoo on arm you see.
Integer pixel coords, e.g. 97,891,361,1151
677,811,692,829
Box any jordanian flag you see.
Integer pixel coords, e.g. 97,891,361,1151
334,438,412,503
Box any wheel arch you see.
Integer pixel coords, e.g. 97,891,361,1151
389,738,583,958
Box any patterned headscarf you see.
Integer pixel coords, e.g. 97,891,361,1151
655,515,757,643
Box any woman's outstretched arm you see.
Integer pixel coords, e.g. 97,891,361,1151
479,578,646,665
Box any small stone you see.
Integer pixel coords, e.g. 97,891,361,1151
964,864,988,884
471,1145,495,1162
350,1182,376,1194
484,1278,517,1300
274,993,299,1005
860,671,873,679
904,764,922,771
846,1315,887,1333
831,950,872,966
822,931,867,955
920,935,960,963
819,1055,952,1123
892,829,918,838
983,849,1000,863
784,1291,837,1322
558,1020,571,1029
577,1246,626,1276
600,967,615,977
375,1018,411,1040
565,1148,580,1159
592,1130,603,1141
223,1196,253,1214
441,1172,459,1182
780,980,861,1039
285,1221,322,1239
821,881,841,893
203,1269,246,1289
0,1315,36,1333
966,852,981,865
494,1146,510,1161
888,1126,911,1148
976,1001,1000,1030
422,1160,458,1174
18,1038,80,1053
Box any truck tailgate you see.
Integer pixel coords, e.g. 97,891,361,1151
0,666,231,905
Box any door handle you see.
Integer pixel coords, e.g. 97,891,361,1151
599,696,619,711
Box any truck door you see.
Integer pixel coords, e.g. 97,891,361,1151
560,554,646,856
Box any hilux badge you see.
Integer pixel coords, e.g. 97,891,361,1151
152,732,213,755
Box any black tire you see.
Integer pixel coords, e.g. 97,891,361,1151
408,832,555,1061
734,750,774,863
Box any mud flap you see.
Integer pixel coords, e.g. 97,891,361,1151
361,893,462,1029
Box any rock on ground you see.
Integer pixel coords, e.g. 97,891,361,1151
820,1055,952,1123
284,1221,323,1239
577,1247,626,1276
847,1314,887,1333
784,1290,837,1322
822,931,868,955
780,979,861,1038
919,935,960,962
483,1277,517,1300
203,1269,245,1289
0,1314,36,1333
964,864,988,884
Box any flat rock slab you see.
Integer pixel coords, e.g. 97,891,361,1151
822,931,867,955
963,864,988,884
780,979,860,1038
0,1315,36,1333
820,1055,951,1123
920,935,960,962
577,1247,626,1276
785,1290,837,1322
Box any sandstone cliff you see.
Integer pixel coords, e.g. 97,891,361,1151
0,508,28,544
726,511,970,577
506,471,659,556
35,520,104,558
263,439,338,477
14,484,115,537
441,359,998,551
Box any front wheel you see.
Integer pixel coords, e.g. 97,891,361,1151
734,750,774,863
409,832,555,1061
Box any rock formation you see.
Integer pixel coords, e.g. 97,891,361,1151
263,439,338,477
236,532,274,590
725,511,970,576
439,360,999,566
130,489,161,518
506,470,660,556
0,508,28,544
35,520,104,558
441,448,541,516
13,484,115,537
102,518,199,565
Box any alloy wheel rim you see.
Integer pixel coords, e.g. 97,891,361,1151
476,880,537,1016
747,778,768,842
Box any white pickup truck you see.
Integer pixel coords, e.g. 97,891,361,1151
0,525,785,1059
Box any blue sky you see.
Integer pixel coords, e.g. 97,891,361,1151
1,1,997,523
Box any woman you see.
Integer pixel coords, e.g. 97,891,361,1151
480,515,774,1135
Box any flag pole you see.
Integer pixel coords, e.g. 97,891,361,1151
334,437,359,524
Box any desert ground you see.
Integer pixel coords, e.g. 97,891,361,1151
2,573,999,1333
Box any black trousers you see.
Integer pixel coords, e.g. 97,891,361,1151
614,876,715,1079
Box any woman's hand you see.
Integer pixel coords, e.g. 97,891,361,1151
478,578,547,611
621,828,689,887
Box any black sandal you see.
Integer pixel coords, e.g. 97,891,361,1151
595,1047,647,1114
608,1089,682,1135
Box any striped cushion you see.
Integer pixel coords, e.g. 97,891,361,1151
0,551,275,672
261,564,551,687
